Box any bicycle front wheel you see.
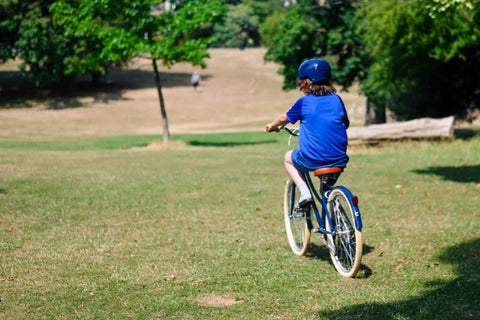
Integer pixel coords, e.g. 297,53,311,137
284,179,311,256
326,188,362,277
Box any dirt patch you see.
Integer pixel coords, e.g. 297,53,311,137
194,293,244,307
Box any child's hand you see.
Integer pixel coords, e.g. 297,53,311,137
265,114,288,132
265,124,280,132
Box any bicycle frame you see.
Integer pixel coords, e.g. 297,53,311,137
300,172,362,235
303,172,333,234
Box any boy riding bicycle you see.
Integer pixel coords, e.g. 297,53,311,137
265,59,350,208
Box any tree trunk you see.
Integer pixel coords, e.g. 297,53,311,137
364,97,386,125
349,116,455,143
91,72,101,87
152,58,170,143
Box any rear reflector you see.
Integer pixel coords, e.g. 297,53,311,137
352,196,359,206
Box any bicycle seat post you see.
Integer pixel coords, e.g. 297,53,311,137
313,167,343,196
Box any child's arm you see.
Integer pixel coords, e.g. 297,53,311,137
265,113,289,132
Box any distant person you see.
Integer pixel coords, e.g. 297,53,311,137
249,79,256,95
265,59,349,208
191,71,201,92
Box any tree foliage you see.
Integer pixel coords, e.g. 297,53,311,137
359,0,480,120
0,0,73,85
264,0,480,121
50,0,223,73
209,0,284,49
210,3,261,48
264,6,322,89
265,1,364,90
259,10,284,48
1,0,223,84
49,0,140,85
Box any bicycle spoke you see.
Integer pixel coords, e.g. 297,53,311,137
327,188,363,277
338,232,356,266
335,209,355,267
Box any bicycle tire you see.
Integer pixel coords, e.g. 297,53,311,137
284,179,311,256
326,188,362,277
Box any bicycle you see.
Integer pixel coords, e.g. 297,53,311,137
282,127,363,278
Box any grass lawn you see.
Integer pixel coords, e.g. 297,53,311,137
1,47,479,319
1,131,479,319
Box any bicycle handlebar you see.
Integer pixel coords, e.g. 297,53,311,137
280,126,299,137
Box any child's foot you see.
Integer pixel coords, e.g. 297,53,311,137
296,197,313,210
296,182,312,209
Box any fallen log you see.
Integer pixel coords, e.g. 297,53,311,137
348,116,454,143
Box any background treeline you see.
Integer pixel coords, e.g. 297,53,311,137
1,0,479,122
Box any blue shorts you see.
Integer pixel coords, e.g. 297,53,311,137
291,148,346,173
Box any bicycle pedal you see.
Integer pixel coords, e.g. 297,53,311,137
295,202,313,213
294,207,308,214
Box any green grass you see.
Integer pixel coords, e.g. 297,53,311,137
0,132,283,151
1,132,479,319
0,135,158,150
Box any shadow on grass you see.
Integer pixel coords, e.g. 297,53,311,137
306,242,374,279
412,165,480,183
187,139,278,147
0,69,210,109
316,238,480,320
0,134,278,151
454,128,480,140
175,131,282,148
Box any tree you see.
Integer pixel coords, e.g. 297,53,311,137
0,1,223,141
48,0,224,142
144,0,224,142
359,0,480,120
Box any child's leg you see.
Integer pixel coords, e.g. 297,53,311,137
284,150,305,186
284,151,312,203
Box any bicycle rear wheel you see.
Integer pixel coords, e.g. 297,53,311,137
326,188,362,277
284,179,311,256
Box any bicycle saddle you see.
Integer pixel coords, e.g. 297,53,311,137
313,167,343,176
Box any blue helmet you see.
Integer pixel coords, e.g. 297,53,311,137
297,59,331,83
